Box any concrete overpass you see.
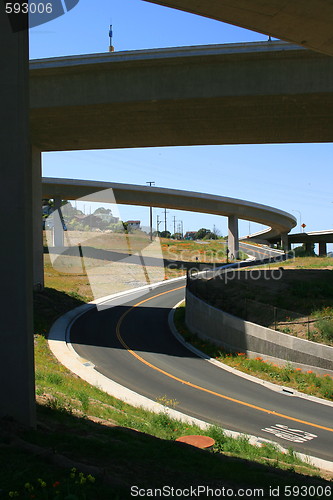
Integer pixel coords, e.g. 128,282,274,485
41,177,296,272
144,0,333,57
264,230,333,256
30,41,333,150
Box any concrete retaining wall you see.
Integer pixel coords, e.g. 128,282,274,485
185,289,333,376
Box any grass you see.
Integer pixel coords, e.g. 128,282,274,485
259,256,333,270
174,304,333,401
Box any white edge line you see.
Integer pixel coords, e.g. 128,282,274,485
47,280,333,473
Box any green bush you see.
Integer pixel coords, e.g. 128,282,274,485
316,319,333,341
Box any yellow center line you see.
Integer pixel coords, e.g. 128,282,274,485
116,285,333,433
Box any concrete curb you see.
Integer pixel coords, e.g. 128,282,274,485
168,301,333,472
47,280,333,473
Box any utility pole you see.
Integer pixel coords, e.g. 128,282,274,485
146,181,155,241
156,214,162,234
173,215,176,237
175,219,183,239
164,208,169,233
109,24,114,52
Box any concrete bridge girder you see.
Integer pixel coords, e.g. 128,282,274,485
143,0,333,57
30,42,333,151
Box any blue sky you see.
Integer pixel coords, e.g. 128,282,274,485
30,0,333,244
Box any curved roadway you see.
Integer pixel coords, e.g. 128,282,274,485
69,247,333,462
42,177,296,242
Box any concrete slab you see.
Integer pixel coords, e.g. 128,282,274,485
144,0,333,56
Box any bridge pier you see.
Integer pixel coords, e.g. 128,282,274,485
32,147,44,289
280,233,290,252
53,197,64,248
0,9,36,426
305,242,313,254
228,215,239,260
319,242,327,256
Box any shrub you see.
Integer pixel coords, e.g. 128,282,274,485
316,319,333,341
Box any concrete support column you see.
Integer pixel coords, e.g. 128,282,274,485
280,232,290,252
53,197,64,248
0,9,36,425
228,215,239,260
319,242,327,256
32,147,44,289
305,242,313,254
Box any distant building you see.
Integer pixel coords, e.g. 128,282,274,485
184,231,197,240
126,220,141,230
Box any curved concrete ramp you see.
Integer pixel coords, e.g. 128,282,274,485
42,177,296,241
144,0,333,56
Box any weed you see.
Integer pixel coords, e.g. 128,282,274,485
153,412,173,430
4,468,99,500
77,391,90,413
46,396,73,415
46,372,64,386
156,395,179,408
34,370,45,382
316,319,333,341
206,425,227,452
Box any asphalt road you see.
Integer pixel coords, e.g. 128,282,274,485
239,241,284,260
70,278,333,462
